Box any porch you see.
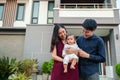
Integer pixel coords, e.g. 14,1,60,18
36,75,115,80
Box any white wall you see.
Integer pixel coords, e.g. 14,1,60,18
14,0,33,27
14,0,49,27
59,9,114,17
0,21,2,27
38,1,48,24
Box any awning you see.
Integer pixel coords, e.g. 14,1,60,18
61,0,105,3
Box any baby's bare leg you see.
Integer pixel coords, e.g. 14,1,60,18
70,58,77,69
63,64,68,73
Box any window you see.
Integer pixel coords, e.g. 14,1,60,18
47,1,54,24
16,4,25,21
31,1,39,24
0,4,4,20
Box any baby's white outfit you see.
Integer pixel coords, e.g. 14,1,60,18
62,43,79,64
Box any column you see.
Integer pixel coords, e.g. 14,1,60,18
55,0,60,8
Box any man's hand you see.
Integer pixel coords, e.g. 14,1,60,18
78,49,90,58
66,47,77,54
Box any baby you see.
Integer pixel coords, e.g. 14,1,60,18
62,35,79,73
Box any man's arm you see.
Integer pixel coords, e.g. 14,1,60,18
78,40,106,62
78,49,90,58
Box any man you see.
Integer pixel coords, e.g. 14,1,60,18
77,19,106,80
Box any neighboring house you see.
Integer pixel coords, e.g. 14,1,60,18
0,0,120,79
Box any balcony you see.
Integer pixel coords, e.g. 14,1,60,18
61,0,105,3
54,3,120,24
60,3,112,9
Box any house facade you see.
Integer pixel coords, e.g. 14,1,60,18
0,0,120,79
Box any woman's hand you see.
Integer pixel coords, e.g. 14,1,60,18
52,46,63,62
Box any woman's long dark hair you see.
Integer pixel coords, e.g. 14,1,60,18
50,24,66,52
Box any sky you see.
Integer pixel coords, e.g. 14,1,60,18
116,0,120,32
116,0,120,20
116,0,120,14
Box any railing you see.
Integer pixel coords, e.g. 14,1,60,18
60,3,112,9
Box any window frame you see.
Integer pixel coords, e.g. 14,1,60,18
16,3,25,21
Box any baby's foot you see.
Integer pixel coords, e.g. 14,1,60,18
70,65,75,69
64,69,67,73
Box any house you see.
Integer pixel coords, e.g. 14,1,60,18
0,0,120,79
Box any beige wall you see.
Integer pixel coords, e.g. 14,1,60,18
0,34,25,60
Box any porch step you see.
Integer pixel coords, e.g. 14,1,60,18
37,75,42,80
36,75,114,80
99,75,114,80
37,75,51,80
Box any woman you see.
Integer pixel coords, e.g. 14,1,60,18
50,24,79,80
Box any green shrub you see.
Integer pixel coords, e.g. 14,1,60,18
42,59,53,74
47,59,53,73
17,59,34,77
9,59,37,80
0,56,16,80
115,63,120,78
32,59,39,72
42,62,49,74
10,73,30,80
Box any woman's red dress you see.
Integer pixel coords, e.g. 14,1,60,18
51,41,79,80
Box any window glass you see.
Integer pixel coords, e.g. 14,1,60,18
48,1,54,24
16,4,25,21
31,1,39,24
0,4,4,20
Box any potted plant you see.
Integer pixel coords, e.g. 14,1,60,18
42,61,49,80
115,63,120,79
47,59,53,74
0,56,16,80
17,59,34,77
41,59,53,80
